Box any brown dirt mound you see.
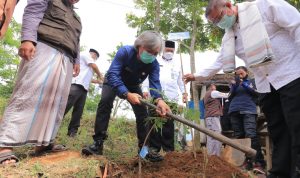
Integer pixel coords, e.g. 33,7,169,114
121,151,248,178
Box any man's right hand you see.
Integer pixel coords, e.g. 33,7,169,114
18,41,36,60
127,92,142,105
183,74,195,84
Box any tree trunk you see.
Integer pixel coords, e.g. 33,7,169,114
154,0,161,31
190,13,201,150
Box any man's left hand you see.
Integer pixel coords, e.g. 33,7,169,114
156,99,171,117
73,63,80,77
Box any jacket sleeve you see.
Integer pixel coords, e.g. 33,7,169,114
194,43,225,81
106,47,128,97
21,0,49,43
148,61,162,99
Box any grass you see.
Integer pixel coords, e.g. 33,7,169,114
0,97,255,177
0,97,139,177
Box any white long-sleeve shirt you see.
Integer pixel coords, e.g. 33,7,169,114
195,0,300,93
72,52,96,91
142,56,185,102
211,90,229,99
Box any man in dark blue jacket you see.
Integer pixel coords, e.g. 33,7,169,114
229,66,265,173
82,31,171,161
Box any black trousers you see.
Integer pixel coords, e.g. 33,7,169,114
230,112,265,165
64,84,87,134
149,119,175,152
260,77,300,178
93,83,149,148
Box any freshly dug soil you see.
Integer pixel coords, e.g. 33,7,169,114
0,150,248,177
121,151,248,178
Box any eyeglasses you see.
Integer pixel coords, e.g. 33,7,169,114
211,7,225,25
144,48,159,57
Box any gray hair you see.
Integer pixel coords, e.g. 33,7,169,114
205,0,227,18
134,30,163,52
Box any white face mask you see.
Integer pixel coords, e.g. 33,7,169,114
163,52,174,60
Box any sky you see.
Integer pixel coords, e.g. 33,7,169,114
13,0,142,72
13,0,244,73
13,0,244,118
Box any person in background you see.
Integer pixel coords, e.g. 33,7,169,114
203,83,228,156
64,48,103,137
184,0,300,177
0,0,81,165
229,66,265,173
142,40,188,161
81,31,171,162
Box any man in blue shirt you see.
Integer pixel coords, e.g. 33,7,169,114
82,31,171,161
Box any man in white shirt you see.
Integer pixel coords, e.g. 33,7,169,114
203,83,228,157
142,40,187,159
184,0,300,177
64,48,103,137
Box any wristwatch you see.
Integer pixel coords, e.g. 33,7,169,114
122,92,128,99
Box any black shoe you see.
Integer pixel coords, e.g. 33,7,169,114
145,152,164,162
67,132,77,138
81,141,103,156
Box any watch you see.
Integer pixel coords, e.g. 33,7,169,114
122,92,128,99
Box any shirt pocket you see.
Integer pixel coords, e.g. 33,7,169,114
171,68,179,80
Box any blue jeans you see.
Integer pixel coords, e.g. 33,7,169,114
230,112,265,166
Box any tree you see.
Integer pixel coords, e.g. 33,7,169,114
0,19,21,98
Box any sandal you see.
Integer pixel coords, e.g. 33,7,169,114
33,144,68,156
0,151,19,165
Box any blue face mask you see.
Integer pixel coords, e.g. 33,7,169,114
140,51,156,64
217,13,236,29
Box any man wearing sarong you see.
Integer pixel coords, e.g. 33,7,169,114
184,0,300,177
0,0,81,165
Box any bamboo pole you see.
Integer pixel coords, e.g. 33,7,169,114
178,40,197,158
